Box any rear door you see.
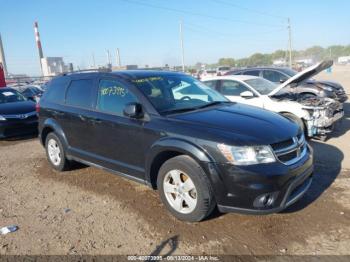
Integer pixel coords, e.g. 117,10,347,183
63,76,98,156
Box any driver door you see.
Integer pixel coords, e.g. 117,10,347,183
218,80,263,107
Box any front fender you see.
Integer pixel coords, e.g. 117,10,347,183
145,137,213,183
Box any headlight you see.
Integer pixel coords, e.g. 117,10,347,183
321,86,333,92
217,144,276,165
0,115,6,121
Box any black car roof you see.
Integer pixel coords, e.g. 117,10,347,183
61,70,185,80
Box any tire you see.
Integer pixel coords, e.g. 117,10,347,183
282,112,305,134
45,132,71,171
157,155,216,222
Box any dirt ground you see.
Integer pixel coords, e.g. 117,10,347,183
0,66,350,256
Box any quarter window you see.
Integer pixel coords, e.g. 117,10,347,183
44,77,69,104
65,79,94,108
221,80,249,96
97,79,138,116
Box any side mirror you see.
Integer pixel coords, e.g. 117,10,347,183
123,102,144,119
28,96,36,102
240,91,254,98
279,79,286,83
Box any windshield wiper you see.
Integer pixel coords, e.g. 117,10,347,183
161,101,232,115
195,101,232,109
161,107,198,115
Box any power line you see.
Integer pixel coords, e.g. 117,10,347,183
184,21,285,38
212,0,287,20
120,0,285,28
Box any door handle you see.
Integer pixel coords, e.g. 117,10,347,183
51,111,64,116
78,114,87,121
90,118,102,124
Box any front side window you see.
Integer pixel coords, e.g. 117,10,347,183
66,79,94,108
132,75,227,114
220,80,249,96
97,79,138,116
263,70,288,83
244,78,277,95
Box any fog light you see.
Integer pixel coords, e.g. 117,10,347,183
253,192,278,208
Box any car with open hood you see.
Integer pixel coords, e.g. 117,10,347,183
224,61,347,103
0,87,38,138
203,61,344,141
38,70,313,222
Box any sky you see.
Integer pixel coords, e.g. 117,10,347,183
1,0,349,76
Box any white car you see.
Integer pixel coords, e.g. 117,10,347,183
216,66,231,76
203,61,344,140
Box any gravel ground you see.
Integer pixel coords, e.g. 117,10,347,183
0,66,350,256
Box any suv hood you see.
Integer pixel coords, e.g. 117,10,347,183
0,101,36,115
269,60,334,96
171,104,299,145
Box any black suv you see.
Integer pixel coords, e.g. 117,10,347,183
38,70,313,222
225,67,347,102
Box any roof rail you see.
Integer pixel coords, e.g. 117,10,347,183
60,68,112,76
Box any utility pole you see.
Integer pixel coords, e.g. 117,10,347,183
287,18,292,68
92,52,96,68
106,50,111,68
179,20,185,72
116,48,121,67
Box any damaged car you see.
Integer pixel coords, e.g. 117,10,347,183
203,61,344,140
225,61,348,103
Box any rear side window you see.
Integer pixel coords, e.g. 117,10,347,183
243,70,260,77
66,79,94,108
97,79,138,116
263,70,288,83
204,80,217,89
44,77,69,104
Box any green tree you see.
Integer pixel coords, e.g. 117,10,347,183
218,58,236,66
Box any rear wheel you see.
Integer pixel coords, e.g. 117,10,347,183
45,132,71,171
157,155,216,222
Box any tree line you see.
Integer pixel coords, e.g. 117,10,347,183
195,44,350,68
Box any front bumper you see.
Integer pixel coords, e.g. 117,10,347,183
0,119,38,139
204,145,314,214
305,110,344,136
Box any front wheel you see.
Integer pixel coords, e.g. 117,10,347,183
157,155,216,222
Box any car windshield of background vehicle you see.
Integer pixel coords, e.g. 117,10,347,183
0,90,27,104
244,78,277,95
132,75,228,114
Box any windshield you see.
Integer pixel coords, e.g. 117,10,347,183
244,78,277,95
132,74,228,114
0,89,27,104
280,68,298,77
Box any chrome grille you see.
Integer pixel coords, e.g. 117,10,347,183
271,133,307,165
